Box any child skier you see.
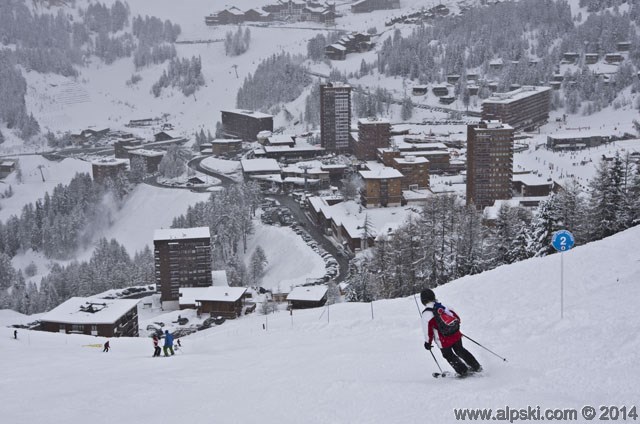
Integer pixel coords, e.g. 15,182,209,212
152,335,161,357
103,340,110,353
420,288,481,377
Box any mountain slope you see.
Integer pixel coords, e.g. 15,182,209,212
2,224,639,423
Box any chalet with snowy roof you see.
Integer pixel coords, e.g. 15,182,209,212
432,85,449,97
92,158,128,184
287,285,328,309
179,287,247,318
359,165,403,208
616,41,631,52
604,53,624,63
412,85,428,96
512,173,555,197
221,109,274,141
128,149,165,173
244,8,271,21
154,227,213,305
439,96,455,105
325,43,347,60
351,0,399,13
217,7,245,24
154,131,175,142
585,53,599,64
210,139,242,156
0,159,17,178
40,297,139,337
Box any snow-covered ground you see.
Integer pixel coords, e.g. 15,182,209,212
0,155,91,222
2,224,639,423
246,220,327,290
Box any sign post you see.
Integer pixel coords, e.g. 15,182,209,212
551,230,575,319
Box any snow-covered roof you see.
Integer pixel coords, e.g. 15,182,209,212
222,109,273,119
484,196,549,219
403,188,434,201
267,135,295,145
329,43,347,51
320,200,417,240
92,158,128,166
241,158,281,173
321,164,347,170
484,86,551,104
287,285,328,302
358,117,390,125
40,297,139,325
179,287,247,305
513,173,552,186
129,149,164,157
400,150,448,157
153,227,211,241
393,156,429,165
1,161,16,166
359,167,403,180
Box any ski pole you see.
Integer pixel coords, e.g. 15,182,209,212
462,334,507,362
429,348,444,374
413,294,423,317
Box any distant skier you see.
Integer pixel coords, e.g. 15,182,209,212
14,330,17,339
420,289,481,377
103,340,110,353
163,330,174,356
152,335,161,357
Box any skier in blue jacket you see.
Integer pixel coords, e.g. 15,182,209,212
163,330,174,356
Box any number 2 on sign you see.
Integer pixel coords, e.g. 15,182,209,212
560,236,566,250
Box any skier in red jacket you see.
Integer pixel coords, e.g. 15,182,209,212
420,289,481,376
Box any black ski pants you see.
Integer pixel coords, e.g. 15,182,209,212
441,339,481,374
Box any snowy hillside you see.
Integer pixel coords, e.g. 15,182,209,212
2,224,639,424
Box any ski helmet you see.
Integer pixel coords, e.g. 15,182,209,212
420,289,436,305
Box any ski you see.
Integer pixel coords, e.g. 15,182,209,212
433,370,482,379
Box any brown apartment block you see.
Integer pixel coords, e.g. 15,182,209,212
221,109,273,141
359,167,403,207
320,83,352,152
481,86,551,131
466,121,515,210
154,227,213,304
354,118,391,160
393,155,429,189
91,158,128,184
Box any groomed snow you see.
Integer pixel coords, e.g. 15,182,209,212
2,224,639,423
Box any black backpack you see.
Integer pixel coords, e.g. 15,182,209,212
426,302,460,336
